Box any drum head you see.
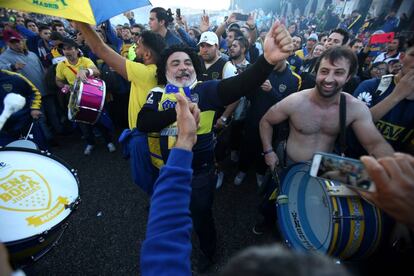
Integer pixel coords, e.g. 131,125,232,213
277,163,333,252
0,148,79,243
68,79,82,120
6,140,39,150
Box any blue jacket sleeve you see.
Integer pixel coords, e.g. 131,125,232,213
176,27,197,49
16,24,37,38
104,20,122,53
140,148,193,276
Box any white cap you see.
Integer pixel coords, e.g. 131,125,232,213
308,33,318,41
197,31,219,46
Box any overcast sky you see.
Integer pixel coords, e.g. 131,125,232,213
150,0,230,10
111,0,230,25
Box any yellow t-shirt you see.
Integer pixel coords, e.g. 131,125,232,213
56,57,96,85
125,59,157,129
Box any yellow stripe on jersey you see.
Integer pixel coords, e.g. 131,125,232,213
1,70,41,110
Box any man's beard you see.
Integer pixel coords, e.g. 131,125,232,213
166,74,196,88
229,52,241,60
315,81,343,98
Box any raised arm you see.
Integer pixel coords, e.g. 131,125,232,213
351,100,394,158
217,21,293,105
370,70,414,122
73,21,127,79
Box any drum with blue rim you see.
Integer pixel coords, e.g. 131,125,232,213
276,162,384,260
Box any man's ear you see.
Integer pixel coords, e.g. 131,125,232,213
399,52,405,61
160,19,166,28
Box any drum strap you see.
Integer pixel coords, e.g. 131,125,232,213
64,61,78,76
339,93,347,156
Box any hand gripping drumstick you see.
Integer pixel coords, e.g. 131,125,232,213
0,93,26,131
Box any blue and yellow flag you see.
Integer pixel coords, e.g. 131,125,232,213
0,0,151,25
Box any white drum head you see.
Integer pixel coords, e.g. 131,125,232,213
6,140,39,150
278,164,333,252
0,149,79,243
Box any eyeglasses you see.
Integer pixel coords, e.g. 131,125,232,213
132,32,140,36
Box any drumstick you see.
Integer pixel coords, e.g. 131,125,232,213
25,122,34,140
0,93,26,131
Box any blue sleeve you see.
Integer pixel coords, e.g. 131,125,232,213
16,24,37,38
128,17,136,26
140,148,193,276
104,20,122,52
176,27,197,49
353,79,378,107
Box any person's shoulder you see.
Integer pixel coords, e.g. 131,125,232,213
353,77,381,94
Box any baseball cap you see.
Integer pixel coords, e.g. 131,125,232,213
2,29,23,42
308,33,318,41
197,31,219,46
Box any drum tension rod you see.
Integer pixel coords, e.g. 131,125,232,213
332,212,364,221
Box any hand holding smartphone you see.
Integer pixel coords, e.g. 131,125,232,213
310,152,376,192
234,13,249,21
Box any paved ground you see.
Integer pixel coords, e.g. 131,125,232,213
19,132,277,275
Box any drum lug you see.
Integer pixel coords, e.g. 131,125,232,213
65,197,81,211
332,211,364,221
38,236,45,243
327,185,358,197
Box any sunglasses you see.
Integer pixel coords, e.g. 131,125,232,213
132,32,140,36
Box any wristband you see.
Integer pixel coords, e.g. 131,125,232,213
87,68,93,77
262,148,274,156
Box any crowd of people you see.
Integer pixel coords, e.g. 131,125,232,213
0,5,413,275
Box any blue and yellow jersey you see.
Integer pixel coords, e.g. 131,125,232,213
142,81,223,170
0,70,42,133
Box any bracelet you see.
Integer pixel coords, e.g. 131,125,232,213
262,148,274,156
86,68,93,77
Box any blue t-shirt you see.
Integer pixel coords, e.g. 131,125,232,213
351,76,414,154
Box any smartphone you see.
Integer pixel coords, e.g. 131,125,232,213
176,8,181,19
310,152,375,192
234,13,249,21
370,32,394,44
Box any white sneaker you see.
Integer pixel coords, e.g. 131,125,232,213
231,151,239,162
216,171,224,189
256,173,265,188
234,171,246,186
107,143,116,152
84,144,94,155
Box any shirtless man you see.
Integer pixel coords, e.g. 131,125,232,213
260,46,394,170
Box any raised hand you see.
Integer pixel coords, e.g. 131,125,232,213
263,21,293,65
394,69,414,101
199,15,210,33
175,93,200,151
359,153,414,231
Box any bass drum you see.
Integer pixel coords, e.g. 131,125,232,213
276,162,384,260
0,147,80,267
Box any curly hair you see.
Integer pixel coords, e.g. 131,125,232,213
150,7,174,26
156,44,202,85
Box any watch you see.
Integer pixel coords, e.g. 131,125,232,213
220,116,228,123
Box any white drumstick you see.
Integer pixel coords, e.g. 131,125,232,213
0,93,26,131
